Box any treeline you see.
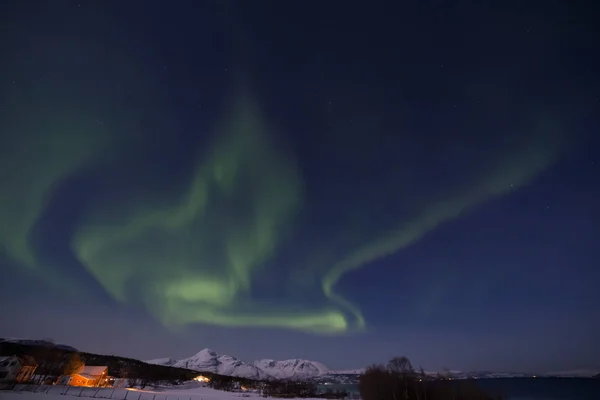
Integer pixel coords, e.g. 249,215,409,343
206,375,346,398
261,380,346,398
207,374,259,391
262,381,317,398
359,356,505,400
0,341,199,385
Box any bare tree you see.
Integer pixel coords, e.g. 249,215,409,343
388,356,414,375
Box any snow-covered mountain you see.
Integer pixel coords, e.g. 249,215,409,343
252,358,330,380
146,348,356,381
147,349,271,380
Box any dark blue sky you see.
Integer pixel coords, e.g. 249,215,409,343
1,0,599,373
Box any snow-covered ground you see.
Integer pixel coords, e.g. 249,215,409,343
1,383,324,400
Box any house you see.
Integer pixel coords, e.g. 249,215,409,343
193,375,210,383
0,355,38,383
58,365,109,387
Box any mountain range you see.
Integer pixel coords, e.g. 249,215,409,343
147,348,600,382
146,348,361,382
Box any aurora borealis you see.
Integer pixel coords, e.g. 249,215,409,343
2,1,599,371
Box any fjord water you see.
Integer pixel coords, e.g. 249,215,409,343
323,378,600,400
475,378,599,400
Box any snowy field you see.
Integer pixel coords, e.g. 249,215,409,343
0,383,324,400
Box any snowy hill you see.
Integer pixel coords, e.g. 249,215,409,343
146,357,178,366
0,337,77,352
147,349,271,380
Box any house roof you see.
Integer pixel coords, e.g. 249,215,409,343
74,373,98,380
80,366,107,376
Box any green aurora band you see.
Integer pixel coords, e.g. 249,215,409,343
1,85,566,334
3,0,584,337
0,108,109,269
72,94,354,333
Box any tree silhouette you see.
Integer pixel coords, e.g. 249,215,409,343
27,345,62,384
359,357,503,400
62,352,84,375
388,357,414,375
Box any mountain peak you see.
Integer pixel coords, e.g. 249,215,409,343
149,348,270,380
195,348,218,357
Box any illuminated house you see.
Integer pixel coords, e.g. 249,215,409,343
58,365,109,387
0,355,38,383
193,375,210,383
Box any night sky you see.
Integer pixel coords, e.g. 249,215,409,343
1,0,599,373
